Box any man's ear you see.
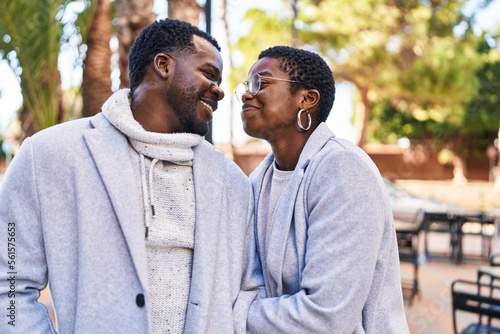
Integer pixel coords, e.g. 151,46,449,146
153,53,172,80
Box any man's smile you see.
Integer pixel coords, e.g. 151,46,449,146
200,100,215,113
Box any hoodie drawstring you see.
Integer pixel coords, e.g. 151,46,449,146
140,154,159,238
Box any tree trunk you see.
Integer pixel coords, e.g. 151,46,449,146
81,0,113,117
18,107,36,138
290,0,299,47
451,133,468,185
353,85,371,147
219,0,234,152
116,0,156,89
168,0,203,26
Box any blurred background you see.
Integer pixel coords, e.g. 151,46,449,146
1,0,499,178
1,0,500,333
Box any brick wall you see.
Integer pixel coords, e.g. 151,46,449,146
230,143,490,181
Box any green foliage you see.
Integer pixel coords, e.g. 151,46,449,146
0,0,66,132
298,0,483,120
228,8,294,92
370,53,500,154
464,55,500,136
299,0,494,153
233,0,499,156
369,98,459,145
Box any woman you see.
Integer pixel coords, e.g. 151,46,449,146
236,46,409,333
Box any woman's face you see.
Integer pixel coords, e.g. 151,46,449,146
239,57,303,141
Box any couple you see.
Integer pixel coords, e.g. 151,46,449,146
0,19,408,333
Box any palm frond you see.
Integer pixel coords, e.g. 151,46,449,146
0,0,65,132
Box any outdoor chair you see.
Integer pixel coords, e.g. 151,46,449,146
478,253,500,287
461,212,496,262
451,279,500,334
395,210,423,305
423,211,462,263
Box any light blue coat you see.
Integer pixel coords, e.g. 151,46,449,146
0,113,253,333
245,123,409,333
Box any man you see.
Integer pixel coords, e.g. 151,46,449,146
0,18,253,333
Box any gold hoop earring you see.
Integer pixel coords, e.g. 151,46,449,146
297,109,311,131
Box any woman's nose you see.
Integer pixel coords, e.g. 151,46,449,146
241,90,253,102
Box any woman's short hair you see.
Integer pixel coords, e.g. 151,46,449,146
259,46,335,123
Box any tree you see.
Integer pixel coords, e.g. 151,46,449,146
233,0,497,181
115,0,205,90
80,0,113,117
0,0,210,139
0,0,65,137
464,52,500,138
168,0,203,25
297,0,484,147
115,0,155,89
299,0,500,183
230,8,294,91
369,48,500,183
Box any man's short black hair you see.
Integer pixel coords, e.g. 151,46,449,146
128,18,221,94
258,46,335,123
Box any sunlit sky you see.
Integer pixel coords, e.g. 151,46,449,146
0,0,499,145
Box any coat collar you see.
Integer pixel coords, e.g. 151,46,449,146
251,122,335,199
297,122,336,169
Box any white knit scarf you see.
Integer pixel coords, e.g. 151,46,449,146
101,89,203,165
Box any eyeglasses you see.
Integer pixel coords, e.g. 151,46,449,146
235,73,307,103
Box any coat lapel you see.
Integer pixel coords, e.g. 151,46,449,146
191,143,225,296
251,155,297,296
266,167,306,296
83,114,148,291
186,142,224,319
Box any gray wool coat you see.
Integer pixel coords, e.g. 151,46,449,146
0,113,254,334
244,123,409,333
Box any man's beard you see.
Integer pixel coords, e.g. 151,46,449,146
168,82,209,136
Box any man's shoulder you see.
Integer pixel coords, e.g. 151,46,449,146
27,114,119,154
31,115,99,141
195,141,249,183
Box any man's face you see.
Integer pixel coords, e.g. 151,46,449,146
166,36,224,136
